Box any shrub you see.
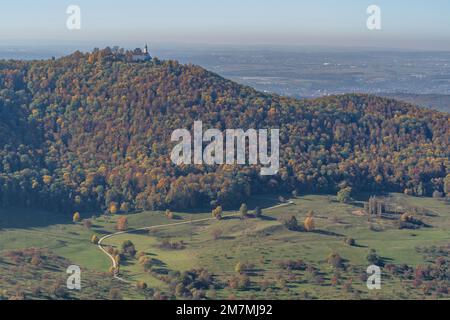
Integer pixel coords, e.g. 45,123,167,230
212,206,223,220
398,213,426,229
235,261,244,274
304,211,315,232
72,212,81,223
136,281,147,290
121,240,136,257
367,249,384,266
344,237,356,246
159,239,185,250
142,259,156,272
280,215,298,231
278,259,306,271
327,252,345,269
337,187,352,203
30,255,41,266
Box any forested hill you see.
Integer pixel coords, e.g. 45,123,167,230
0,48,449,214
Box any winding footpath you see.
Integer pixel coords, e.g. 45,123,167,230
97,201,294,283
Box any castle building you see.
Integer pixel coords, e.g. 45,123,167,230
132,44,151,62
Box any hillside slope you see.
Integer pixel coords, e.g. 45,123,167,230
0,48,449,214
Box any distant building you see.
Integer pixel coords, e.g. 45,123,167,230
132,44,151,62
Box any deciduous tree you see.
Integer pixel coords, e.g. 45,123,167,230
72,212,81,223
116,216,128,231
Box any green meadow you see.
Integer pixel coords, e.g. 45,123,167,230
1,193,449,300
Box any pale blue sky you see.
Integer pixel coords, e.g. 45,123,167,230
1,0,449,49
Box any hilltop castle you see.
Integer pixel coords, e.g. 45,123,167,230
132,44,151,62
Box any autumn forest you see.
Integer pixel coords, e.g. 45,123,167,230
0,47,449,216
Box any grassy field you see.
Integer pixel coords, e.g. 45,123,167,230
0,193,449,300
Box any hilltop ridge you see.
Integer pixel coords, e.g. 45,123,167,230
0,48,448,214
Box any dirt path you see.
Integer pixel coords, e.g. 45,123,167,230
97,201,294,283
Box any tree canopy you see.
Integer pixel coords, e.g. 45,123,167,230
0,48,448,215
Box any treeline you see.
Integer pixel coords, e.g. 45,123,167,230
0,48,449,214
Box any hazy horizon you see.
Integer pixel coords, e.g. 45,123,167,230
1,42,449,62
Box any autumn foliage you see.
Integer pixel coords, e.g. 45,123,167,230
116,216,128,231
304,211,315,232
0,48,448,215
